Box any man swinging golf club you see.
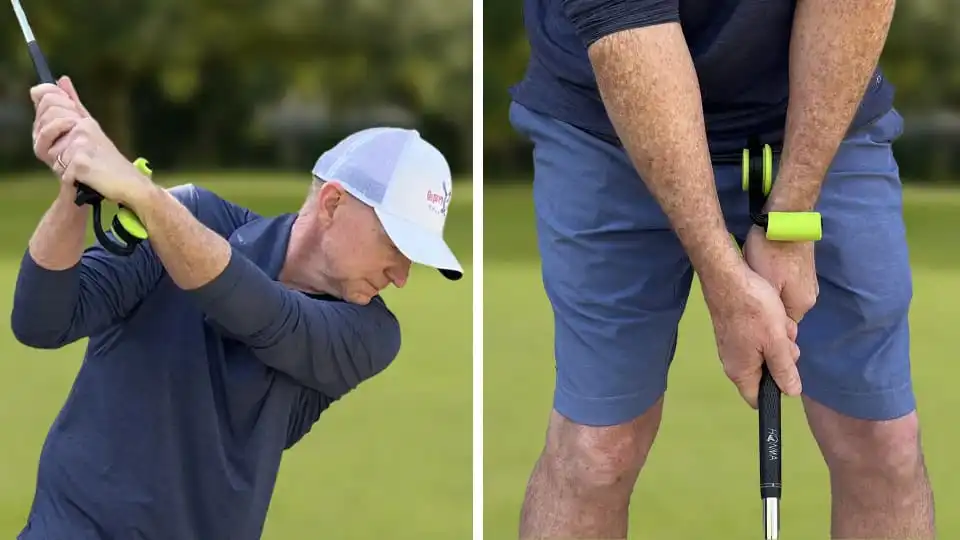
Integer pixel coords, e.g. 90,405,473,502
509,0,934,538
12,77,463,539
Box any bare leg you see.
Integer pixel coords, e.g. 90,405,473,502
804,397,935,539
518,399,664,539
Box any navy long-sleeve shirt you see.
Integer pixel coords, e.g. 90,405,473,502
511,0,895,154
10,184,401,540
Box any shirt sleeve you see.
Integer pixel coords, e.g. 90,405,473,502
560,0,679,48
9,185,205,349
10,243,164,349
186,248,402,398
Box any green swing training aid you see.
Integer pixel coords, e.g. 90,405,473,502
742,143,823,242
75,157,152,257
115,158,152,241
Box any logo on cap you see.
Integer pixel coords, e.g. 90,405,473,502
426,183,452,217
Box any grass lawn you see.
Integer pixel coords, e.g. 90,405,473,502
0,173,473,540
484,181,960,538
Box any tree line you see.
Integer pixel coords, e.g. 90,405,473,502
0,0,471,175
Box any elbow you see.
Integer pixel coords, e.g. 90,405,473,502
10,297,72,350
10,312,68,350
348,308,402,386
373,312,402,371
9,257,84,350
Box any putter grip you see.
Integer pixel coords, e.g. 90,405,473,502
758,366,782,499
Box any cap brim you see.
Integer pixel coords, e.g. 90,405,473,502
375,209,463,281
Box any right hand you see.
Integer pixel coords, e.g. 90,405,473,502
702,261,802,408
30,76,95,186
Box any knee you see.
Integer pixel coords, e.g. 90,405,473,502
820,412,923,482
541,407,662,496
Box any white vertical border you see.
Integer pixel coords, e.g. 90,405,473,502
472,0,484,535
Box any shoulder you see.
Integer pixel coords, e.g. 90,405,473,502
165,183,260,238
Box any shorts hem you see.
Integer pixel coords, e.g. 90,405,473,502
553,380,667,427
802,381,916,421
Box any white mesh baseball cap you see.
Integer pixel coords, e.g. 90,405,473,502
312,127,463,281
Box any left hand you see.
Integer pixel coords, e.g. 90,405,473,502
742,225,819,324
57,117,153,207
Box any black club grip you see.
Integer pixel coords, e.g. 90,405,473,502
758,365,782,499
27,41,54,84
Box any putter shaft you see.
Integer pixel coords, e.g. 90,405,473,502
11,0,54,83
10,0,34,41
747,142,784,540
764,497,780,540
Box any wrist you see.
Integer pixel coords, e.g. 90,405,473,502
765,190,818,213
686,227,746,288
54,185,89,216
766,158,824,213
122,175,162,213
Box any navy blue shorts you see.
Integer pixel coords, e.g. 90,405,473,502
509,101,915,427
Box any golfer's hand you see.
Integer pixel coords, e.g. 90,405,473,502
702,262,802,408
743,225,819,323
30,77,88,176
58,119,151,205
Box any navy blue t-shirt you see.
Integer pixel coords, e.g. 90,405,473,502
510,0,895,154
11,185,401,540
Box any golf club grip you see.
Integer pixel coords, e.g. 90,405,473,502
27,41,54,84
24,37,93,205
758,366,782,499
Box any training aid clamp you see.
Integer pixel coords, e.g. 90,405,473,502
74,158,151,257
741,141,822,242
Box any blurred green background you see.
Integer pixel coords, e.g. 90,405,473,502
0,0,471,176
0,0,472,537
484,1,960,539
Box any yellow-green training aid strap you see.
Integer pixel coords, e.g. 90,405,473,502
765,211,822,242
762,144,773,195
115,158,151,241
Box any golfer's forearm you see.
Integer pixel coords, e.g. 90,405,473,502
589,24,742,282
189,253,402,396
28,186,88,270
768,0,896,212
129,185,231,291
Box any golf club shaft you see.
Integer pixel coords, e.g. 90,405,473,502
11,8,103,209
764,497,780,540
746,141,783,539
10,0,53,83
12,1,96,210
